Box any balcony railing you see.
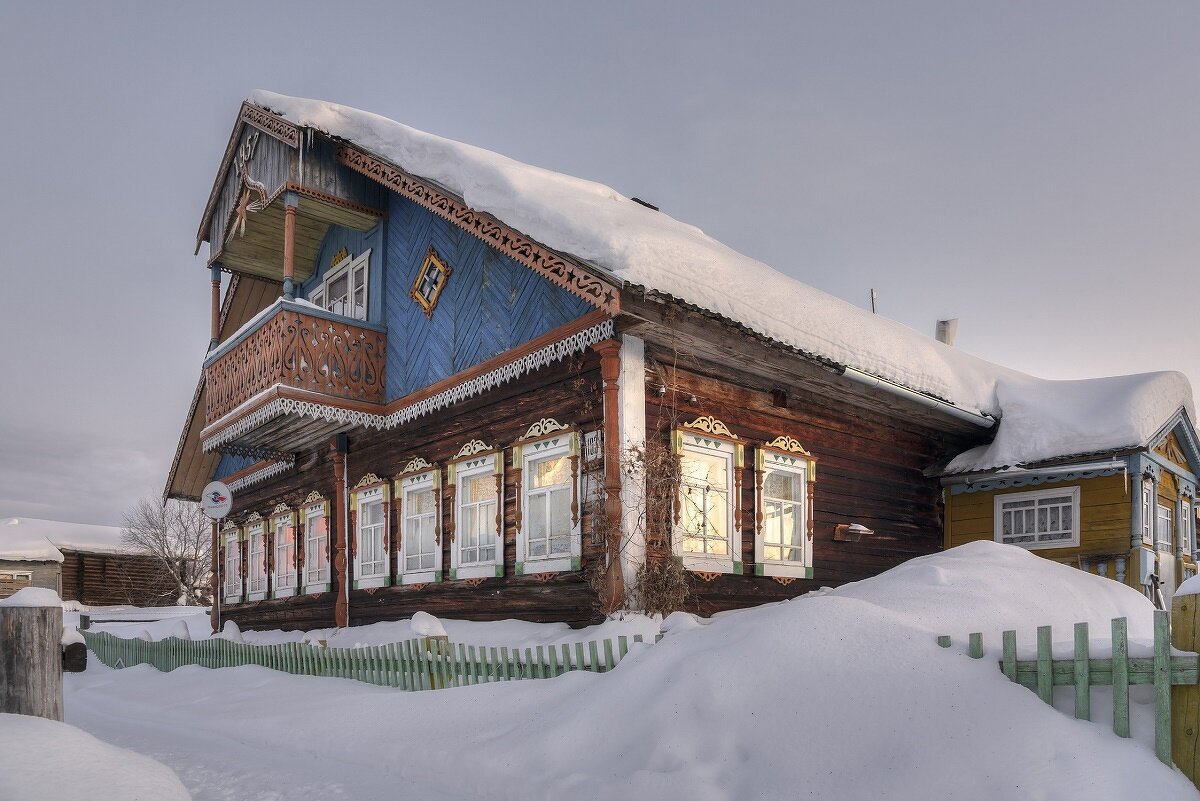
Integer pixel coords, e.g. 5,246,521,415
204,300,386,426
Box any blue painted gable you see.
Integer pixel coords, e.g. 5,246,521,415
382,193,592,402
213,453,258,482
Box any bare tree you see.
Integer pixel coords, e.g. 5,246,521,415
121,498,212,606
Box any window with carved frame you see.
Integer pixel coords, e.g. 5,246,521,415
448,440,504,581
994,486,1079,549
352,475,391,589
754,437,817,579
514,419,581,575
410,246,452,317
303,494,331,593
310,249,370,321
673,416,743,575
246,515,268,600
271,506,298,599
395,459,442,585
222,523,242,603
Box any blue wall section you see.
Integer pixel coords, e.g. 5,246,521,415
382,193,592,402
214,453,258,481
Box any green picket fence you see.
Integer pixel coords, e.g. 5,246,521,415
938,610,1194,766
80,630,651,691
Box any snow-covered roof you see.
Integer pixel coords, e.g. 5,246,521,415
245,91,1196,471
0,517,129,562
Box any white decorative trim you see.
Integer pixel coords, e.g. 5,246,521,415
303,490,325,505
401,457,433,475
455,439,493,459
354,472,383,489
227,459,295,493
682,415,737,440
271,502,290,514
201,318,614,452
520,418,569,441
245,512,262,524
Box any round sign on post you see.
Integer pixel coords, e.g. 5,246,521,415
201,481,234,519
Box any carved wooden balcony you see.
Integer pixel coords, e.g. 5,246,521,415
202,299,386,454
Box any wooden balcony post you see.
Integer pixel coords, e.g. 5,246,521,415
331,436,349,628
283,193,298,299
208,265,221,351
593,339,625,613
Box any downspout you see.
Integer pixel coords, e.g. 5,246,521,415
841,367,996,429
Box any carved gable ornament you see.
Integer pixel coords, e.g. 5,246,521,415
1155,432,1191,472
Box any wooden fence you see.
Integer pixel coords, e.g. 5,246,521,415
81,630,651,691
938,610,1187,765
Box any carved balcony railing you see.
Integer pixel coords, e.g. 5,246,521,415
204,299,386,426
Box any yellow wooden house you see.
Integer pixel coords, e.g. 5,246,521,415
942,405,1200,606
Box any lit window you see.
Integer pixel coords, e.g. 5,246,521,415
994,487,1080,549
396,462,442,584
272,508,298,599
515,422,580,575
673,417,743,574
1156,504,1173,552
754,439,816,579
309,250,370,321
410,246,452,317
246,517,267,599
222,524,242,603
449,442,503,580
352,479,390,588
303,496,331,593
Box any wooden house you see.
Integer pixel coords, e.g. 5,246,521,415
165,92,1196,631
0,518,184,606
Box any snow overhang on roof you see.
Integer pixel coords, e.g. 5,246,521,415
0,518,129,562
229,92,1195,471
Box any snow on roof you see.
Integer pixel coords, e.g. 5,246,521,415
245,91,1195,469
0,517,129,561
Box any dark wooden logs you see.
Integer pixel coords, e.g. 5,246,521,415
0,598,64,720
62,641,87,673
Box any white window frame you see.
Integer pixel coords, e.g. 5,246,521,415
1156,503,1173,553
396,468,443,585
246,518,267,600
303,498,331,594
449,449,504,581
754,446,815,579
222,526,242,603
994,486,1080,550
272,510,298,599
674,427,742,574
1178,497,1193,557
309,249,370,321
1142,482,1155,546
352,482,391,589
515,430,581,576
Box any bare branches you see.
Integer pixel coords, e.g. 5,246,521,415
121,498,212,606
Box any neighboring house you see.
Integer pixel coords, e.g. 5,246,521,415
164,92,1196,631
941,378,1200,605
0,518,182,606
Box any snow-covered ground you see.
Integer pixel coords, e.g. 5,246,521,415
9,542,1197,800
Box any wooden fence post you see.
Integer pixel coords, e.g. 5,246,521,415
1172,592,1200,786
0,591,64,721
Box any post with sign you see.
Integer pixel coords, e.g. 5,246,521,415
201,481,233,634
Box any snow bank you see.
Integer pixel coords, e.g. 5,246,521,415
0,587,61,608
0,713,191,801
64,543,1195,800
245,91,1195,469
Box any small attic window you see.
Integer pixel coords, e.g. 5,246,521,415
411,246,452,317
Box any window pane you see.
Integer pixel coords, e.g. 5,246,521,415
533,455,571,489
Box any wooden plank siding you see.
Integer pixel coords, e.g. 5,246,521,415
58,549,182,607
644,358,977,615
382,193,592,402
944,473,1132,560
218,351,607,631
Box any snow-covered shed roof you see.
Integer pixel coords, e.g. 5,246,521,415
0,518,130,562
242,91,1196,472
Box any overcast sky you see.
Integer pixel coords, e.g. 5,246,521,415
1,2,1196,527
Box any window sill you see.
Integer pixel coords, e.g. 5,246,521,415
400,570,442,585
272,586,296,600
996,537,1080,551
223,594,242,604
681,555,741,575
450,563,504,581
354,576,390,590
754,562,813,579
516,556,580,575
303,582,330,595
246,591,267,602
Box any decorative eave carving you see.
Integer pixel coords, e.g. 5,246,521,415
271,503,290,515
336,144,619,314
241,103,300,147
401,457,434,475
455,440,493,459
245,512,262,524
765,435,813,457
303,490,325,505
221,520,238,534
520,418,569,441
682,416,737,440
354,473,383,489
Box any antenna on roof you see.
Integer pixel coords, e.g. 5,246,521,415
935,319,959,346
870,288,877,314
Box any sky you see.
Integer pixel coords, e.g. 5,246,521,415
0,2,1196,527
